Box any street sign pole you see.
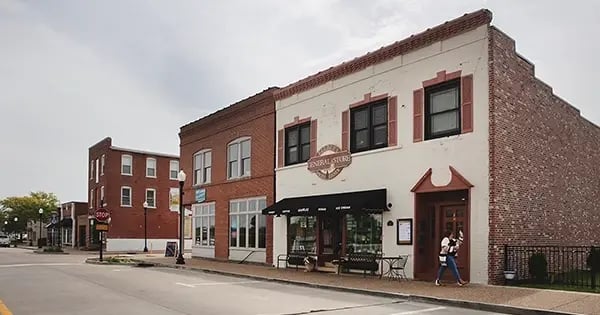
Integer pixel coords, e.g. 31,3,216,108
94,207,110,262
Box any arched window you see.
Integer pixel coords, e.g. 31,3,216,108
227,137,251,179
193,149,212,185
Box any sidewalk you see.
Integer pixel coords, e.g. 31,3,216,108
131,256,599,315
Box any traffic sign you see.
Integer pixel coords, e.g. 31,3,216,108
94,208,110,222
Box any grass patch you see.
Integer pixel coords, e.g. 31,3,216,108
43,246,64,253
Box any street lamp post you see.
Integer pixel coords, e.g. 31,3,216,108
143,201,148,253
13,217,18,246
38,208,43,248
176,170,186,265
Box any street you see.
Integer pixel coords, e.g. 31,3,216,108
0,248,505,315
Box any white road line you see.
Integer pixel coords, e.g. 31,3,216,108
389,306,446,315
176,280,259,287
0,263,82,268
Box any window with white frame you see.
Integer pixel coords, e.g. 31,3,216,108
169,160,179,180
121,186,132,206
145,189,156,208
193,203,215,246
121,154,132,175
146,158,157,178
90,160,94,180
100,186,105,204
227,138,251,179
62,228,73,244
95,159,99,183
229,197,267,249
193,150,211,185
100,154,105,176
89,189,94,209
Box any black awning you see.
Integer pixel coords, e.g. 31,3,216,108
262,189,388,216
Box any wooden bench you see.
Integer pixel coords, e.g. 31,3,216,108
339,252,380,276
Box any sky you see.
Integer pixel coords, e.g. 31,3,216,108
1,0,599,202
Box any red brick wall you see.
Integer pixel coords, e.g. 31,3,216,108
179,88,276,264
88,137,181,240
488,26,600,284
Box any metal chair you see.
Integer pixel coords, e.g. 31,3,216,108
390,255,409,280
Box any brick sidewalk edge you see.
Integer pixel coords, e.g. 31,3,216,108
118,259,579,315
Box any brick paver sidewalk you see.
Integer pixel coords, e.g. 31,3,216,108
132,255,600,315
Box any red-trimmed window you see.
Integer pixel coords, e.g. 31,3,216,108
350,99,388,153
424,79,461,140
285,123,311,166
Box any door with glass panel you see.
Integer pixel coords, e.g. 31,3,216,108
438,204,469,281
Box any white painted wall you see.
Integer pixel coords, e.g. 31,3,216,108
274,25,490,283
106,238,192,253
192,246,215,259
229,248,266,263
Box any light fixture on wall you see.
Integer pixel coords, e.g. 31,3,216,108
387,220,394,227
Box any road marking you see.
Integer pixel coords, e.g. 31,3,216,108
0,299,13,315
0,263,82,268
390,306,446,315
176,280,259,287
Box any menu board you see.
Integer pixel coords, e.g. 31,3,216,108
396,219,413,245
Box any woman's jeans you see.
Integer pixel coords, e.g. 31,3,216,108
437,255,461,281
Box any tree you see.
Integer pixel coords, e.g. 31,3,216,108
0,191,59,235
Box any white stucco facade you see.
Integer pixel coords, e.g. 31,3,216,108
273,25,490,283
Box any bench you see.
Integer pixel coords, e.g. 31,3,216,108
339,252,380,276
276,251,308,270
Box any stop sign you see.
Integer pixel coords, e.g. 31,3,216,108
94,208,110,222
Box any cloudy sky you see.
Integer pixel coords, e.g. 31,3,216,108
1,0,598,202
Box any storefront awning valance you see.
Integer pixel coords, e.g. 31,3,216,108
261,189,388,216
61,218,73,228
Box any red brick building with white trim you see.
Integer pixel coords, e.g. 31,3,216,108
179,88,277,264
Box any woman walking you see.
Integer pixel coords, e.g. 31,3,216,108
435,230,467,286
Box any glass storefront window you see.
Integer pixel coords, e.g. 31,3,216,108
345,213,382,254
287,216,317,253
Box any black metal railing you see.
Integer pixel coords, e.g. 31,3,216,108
504,245,599,290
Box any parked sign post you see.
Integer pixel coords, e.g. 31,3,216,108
94,208,110,262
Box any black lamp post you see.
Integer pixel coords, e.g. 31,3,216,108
38,208,43,248
176,170,186,265
143,201,148,252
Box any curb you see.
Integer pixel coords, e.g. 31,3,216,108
33,250,70,255
129,259,579,315
85,258,137,266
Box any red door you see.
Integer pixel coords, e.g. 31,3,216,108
439,205,469,282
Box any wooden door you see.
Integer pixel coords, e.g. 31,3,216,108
439,204,469,281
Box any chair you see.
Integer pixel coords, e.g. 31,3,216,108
389,255,408,280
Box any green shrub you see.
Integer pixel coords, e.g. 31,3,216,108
528,252,548,283
43,246,64,253
587,247,600,272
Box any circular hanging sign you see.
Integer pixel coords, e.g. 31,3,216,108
307,144,352,180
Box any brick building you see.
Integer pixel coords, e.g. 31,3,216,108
262,9,600,284
179,88,277,264
87,137,191,252
58,201,88,248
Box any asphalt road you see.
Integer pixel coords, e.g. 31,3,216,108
0,248,506,315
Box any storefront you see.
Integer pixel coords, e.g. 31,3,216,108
262,189,387,267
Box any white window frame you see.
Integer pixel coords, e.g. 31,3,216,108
100,186,105,204
121,186,132,207
121,154,133,176
89,189,94,209
145,188,156,208
229,196,267,249
90,160,94,180
101,154,105,176
169,160,179,180
146,157,157,178
227,137,251,179
193,202,216,247
95,159,99,183
193,150,212,186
